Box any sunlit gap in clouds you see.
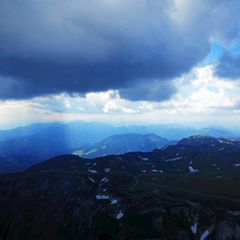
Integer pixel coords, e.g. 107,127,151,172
1,62,240,130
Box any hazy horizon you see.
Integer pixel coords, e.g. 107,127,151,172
1,120,240,134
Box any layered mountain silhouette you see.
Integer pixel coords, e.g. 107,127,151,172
0,122,238,173
0,135,240,239
73,133,175,158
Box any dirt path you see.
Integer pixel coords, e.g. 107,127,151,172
128,174,240,207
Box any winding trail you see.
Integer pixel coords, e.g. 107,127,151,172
129,176,138,191
128,173,240,207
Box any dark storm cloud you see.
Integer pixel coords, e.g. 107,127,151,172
0,0,239,101
0,53,191,100
216,52,240,80
120,80,177,102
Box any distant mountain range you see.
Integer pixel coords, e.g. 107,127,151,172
0,132,173,173
0,121,238,144
1,135,240,239
0,121,239,173
73,133,175,158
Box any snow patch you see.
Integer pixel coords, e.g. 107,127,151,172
191,222,197,234
96,194,109,200
88,177,95,183
111,199,118,204
88,169,97,174
100,177,108,184
233,163,240,167
165,156,183,162
188,166,199,174
200,230,209,240
104,168,111,173
116,211,124,220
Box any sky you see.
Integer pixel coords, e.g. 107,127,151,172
0,0,240,129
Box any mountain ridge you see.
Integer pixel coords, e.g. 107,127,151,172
1,135,240,239
73,133,175,158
